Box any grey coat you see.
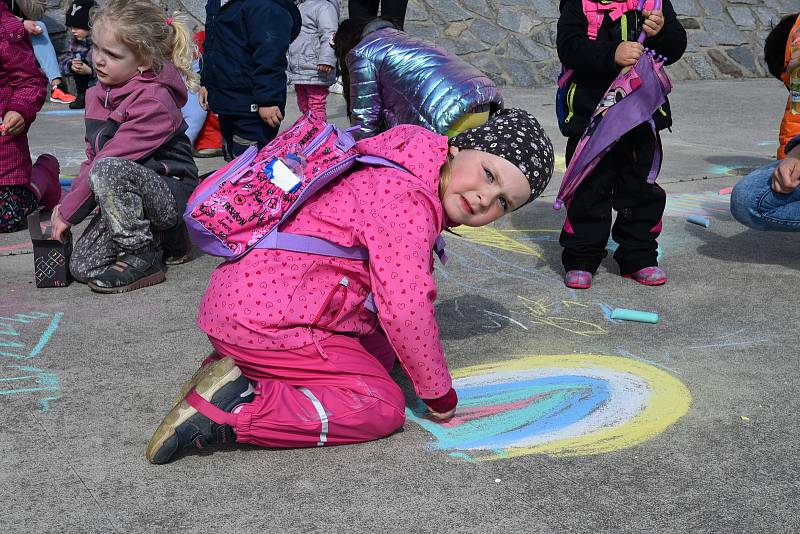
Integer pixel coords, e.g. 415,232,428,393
286,0,339,86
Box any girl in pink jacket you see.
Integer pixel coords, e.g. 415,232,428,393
147,109,555,464
0,0,60,233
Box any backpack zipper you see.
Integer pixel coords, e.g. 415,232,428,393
564,82,577,124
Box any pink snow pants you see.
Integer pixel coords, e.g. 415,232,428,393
294,84,329,121
207,331,406,448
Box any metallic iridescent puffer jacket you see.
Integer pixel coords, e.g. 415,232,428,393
345,27,503,138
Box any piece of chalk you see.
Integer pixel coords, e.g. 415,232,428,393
719,186,733,195
610,308,659,324
686,215,710,228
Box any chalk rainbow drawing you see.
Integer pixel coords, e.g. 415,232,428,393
451,226,546,258
664,191,731,218
407,353,691,461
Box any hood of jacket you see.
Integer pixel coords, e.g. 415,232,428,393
356,124,449,214
93,62,188,112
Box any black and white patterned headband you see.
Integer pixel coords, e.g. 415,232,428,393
450,108,555,207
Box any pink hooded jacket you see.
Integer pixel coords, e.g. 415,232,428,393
198,125,453,400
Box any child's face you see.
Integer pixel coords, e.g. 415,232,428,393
91,23,151,87
70,27,90,40
442,147,530,227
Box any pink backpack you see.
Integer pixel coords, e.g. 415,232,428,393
184,113,413,262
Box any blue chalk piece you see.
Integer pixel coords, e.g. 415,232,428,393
686,215,710,228
610,308,659,324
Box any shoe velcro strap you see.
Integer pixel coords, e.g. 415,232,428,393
186,389,238,427
116,253,153,273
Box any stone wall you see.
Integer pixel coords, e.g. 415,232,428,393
43,0,797,86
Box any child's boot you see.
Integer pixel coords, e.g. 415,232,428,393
146,357,255,464
565,270,593,289
623,266,667,286
28,154,61,211
87,247,165,293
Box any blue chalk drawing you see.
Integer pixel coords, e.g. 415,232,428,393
0,311,64,411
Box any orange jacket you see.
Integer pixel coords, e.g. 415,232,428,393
778,16,800,159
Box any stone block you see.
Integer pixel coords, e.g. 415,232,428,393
406,2,429,22
497,56,538,86
754,7,780,27
470,55,507,86
497,8,534,34
511,36,552,61
726,46,758,74
685,53,717,79
427,0,473,22
703,19,749,46
406,22,438,43
684,29,717,52
700,0,725,17
708,49,743,76
438,33,490,55
461,0,491,15
529,0,560,18
672,0,699,17
727,6,756,29
470,18,508,46
444,21,470,37
679,17,701,30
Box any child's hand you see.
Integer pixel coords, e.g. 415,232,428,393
642,9,665,38
198,86,208,110
259,105,283,128
50,205,73,243
1,111,25,137
23,20,43,35
772,156,800,194
614,41,644,67
71,59,92,75
428,407,456,421
317,64,333,73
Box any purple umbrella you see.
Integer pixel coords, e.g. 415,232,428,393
554,0,672,210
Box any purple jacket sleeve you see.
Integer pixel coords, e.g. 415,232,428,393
1,23,46,126
59,95,182,224
346,50,383,139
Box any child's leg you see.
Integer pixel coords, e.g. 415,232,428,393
559,136,615,274
70,157,178,288
609,126,666,275
0,186,38,233
147,333,406,462
218,114,280,162
730,160,800,231
305,85,329,121
69,212,119,282
29,20,61,87
295,84,310,114
216,334,405,448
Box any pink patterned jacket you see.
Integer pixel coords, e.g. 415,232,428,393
198,125,453,399
0,1,47,187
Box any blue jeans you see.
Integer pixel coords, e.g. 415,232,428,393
30,20,61,83
730,160,800,231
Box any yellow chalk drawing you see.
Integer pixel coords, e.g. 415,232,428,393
555,154,567,173
408,354,691,461
518,295,608,337
452,226,545,258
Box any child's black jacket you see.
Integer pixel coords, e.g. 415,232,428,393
202,0,302,116
556,0,687,138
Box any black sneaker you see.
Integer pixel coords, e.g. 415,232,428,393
160,220,192,265
68,95,85,110
146,357,255,464
87,248,165,293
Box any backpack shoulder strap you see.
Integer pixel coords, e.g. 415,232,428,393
582,0,602,40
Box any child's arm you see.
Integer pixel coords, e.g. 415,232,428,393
365,189,456,413
1,24,47,128
346,52,383,138
641,0,687,65
315,2,338,73
58,96,181,226
556,0,620,73
243,4,295,115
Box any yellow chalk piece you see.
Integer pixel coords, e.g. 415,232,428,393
555,154,567,173
740,416,750,421
453,226,544,259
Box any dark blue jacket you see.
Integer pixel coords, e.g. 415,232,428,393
202,0,302,116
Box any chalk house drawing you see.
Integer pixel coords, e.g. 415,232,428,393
407,354,691,461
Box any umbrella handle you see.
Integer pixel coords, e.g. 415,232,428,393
637,0,663,44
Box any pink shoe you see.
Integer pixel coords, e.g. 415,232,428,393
565,270,592,289
623,266,667,286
